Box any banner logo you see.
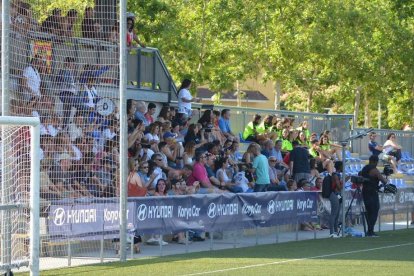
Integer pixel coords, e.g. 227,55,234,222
207,203,216,218
267,200,275,215
53,208,66,226
137,204,148,221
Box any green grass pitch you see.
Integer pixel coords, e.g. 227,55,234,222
21,229,414,275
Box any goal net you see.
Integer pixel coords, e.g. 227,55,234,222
3,0,126,270
0,116,40,276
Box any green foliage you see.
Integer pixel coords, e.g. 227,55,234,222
28,0,94,21
26,0,414,129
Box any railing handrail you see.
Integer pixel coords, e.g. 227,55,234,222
190,102,354,119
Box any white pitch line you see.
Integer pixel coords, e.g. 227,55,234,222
181,242,414,276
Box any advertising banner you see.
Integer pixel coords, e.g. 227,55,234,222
48,202,135,240
47,189,413,239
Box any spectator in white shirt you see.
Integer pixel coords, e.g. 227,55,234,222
22,55,45,101
177,79,201,118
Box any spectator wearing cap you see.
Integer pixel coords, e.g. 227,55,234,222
250,143,270,192
219,109,236,140
145,103,156,124
289,140,311,183
187,152,217,193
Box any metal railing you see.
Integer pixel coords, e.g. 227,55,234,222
353,128,414,156
7,31,177,101
191,103,353,144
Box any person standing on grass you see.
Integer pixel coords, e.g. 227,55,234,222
329,161,343,238
360,155,388,237
250,143,270,192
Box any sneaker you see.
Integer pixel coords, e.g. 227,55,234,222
366,232,379,237
146,237,158,245
329,233,340,238
158,240,168,246
410,221,414,225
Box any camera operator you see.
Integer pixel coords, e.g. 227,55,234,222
360,155,388,237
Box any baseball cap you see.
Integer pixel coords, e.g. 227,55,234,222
163,132,177,139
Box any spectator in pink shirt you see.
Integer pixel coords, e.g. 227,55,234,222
187,152,217,194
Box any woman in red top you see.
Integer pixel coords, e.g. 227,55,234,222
127,158,147,197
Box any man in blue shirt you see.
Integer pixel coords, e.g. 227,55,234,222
218,109,235,140
251,143,270,192
368,132,382,156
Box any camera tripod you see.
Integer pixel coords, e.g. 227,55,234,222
338,186,367,236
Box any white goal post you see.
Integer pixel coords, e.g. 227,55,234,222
0,116,40,276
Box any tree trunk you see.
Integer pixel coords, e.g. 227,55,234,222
354,86,362,127
306,90,313,112
364,91,371,128
412,85,414,128
274,80,281,110
377,101,382,129
197,0,207,74
236,80,241,107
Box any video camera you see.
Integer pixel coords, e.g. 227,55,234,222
379,183,398,194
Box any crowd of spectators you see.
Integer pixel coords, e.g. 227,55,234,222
6,2,414,245
10,1,145,46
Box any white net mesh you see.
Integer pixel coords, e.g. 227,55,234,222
5,0,123,270
0,125,31,272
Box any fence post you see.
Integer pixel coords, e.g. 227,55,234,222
67,238,72,267
407,206,410,229
378,210,381,232
100,235,104,263
295,220,299,241
275,225,279,244
255,226,259,245
209,232,214,251
159,234,164,257
185,231,189,253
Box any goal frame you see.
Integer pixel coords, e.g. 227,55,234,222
0,116,40,276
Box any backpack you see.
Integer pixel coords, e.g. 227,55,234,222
321,174,333,198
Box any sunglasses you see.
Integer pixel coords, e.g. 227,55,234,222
269,160,277,162
141,166,148,169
